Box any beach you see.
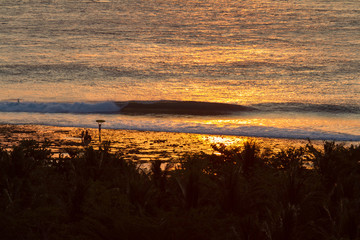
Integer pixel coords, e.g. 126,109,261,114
0,124,328,162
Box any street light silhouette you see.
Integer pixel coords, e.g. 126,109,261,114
96,120,105,142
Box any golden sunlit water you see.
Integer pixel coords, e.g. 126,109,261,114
0,0,359,142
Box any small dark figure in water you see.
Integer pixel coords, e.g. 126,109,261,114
82,130,91,145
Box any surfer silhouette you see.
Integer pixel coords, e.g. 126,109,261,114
82,130,92,145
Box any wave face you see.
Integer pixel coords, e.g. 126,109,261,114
118,101,360,116
117,101,257,115
0,101,121,114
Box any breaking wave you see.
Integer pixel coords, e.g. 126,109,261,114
0,100,255,115
0,101,121,114
0,100,359,141
0,100,359,115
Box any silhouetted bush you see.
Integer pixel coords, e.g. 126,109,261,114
0,140,359,239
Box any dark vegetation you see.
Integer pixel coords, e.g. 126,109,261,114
0,140,360,240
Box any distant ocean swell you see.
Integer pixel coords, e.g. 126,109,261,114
0,100,359,115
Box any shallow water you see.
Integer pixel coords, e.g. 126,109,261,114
0,124,324,162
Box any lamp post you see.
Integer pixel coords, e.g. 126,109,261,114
96,120,105,142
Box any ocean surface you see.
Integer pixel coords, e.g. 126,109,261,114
0,0,359,141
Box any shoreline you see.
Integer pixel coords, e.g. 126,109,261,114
0,123,356,162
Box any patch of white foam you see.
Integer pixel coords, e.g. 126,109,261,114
0,102,120,114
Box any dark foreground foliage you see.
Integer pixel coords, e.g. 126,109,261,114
0,140,360,240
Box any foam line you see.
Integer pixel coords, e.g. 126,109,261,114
0,101,121,114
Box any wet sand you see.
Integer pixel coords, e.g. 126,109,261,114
0,124,330,162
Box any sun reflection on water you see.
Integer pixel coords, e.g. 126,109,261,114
199,135,252,147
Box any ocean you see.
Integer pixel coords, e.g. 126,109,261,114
0,0,359,141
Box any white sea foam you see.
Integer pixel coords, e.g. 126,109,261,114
0,102,121,114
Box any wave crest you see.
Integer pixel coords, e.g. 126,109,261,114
0,101,121,114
